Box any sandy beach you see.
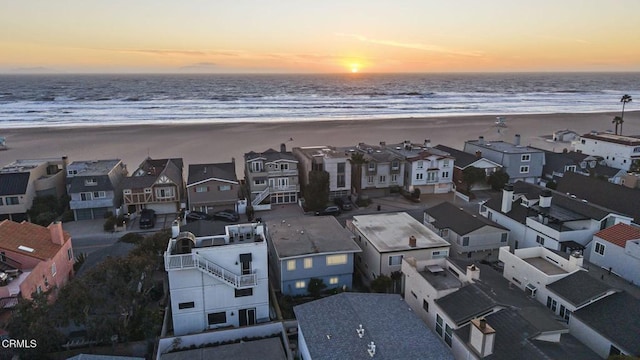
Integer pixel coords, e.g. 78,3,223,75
1,111,639,174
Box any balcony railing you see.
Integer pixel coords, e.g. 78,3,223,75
164,253,257,289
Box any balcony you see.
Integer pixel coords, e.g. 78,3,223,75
269,184,299,192
164,252,257,289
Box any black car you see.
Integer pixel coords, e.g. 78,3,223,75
139,209,156,229
213,209,240,222
315,205,341,216
334,197,353,211
185,210,213,223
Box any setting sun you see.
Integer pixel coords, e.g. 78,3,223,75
351,64,360,73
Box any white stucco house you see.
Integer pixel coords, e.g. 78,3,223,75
589,223,640,286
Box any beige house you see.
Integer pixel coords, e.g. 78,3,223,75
121,158,184,215
187,162,239,213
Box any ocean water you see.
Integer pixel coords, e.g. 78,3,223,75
0,73,638,128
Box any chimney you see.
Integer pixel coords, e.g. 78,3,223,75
48,221,65,245
409,235,417,248
470,318,495,358
358,142,365,149
478,136,485,145
466,264,480,281
280,143,287,153
514,134,521,146
475,151,482,158
569,251,584,268
539,189,552,208
379,141,386,149
424,139,431,148
232,157,235,165
171,220,180,239
501,184,514,213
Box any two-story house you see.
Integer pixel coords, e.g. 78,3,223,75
267,216,361,295
0,157,67,222
66,159,128,220
540,150,624,186
463,135,545,183
424,201,509,261
186,161,239,213
164,221,269,336
292,146,351,200
479,182,633,255
347,142,405,198
589,223,640,285
245,144,299,210
121,157,184,215
573,131,640,171
434,144,502,191
0,220,74,303
388,140,455,194
347,212,450,283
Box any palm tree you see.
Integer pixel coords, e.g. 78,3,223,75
612,116,624,135
620,94,632,135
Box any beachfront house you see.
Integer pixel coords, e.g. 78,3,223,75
0,157,67,222
346,142,406,198
573,131,640,171
0,220,74,304
463,135,545,183
186,161,239,213
434,144,502,191
67,159,128,220
553,129,580,143
294,293,453,360
424,201,509,261
244,144,299,210
292,146,351,200
347,212,450,283
589,223,640,285
164,221,269,336
387,140,455,194
121,157,184,215
267,216,361,295
539,150,625,186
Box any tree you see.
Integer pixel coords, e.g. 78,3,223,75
349,152,367,198
27,195,62,226
462,166,487,191
545,180,557,190
612,116,624,136
487,170,509,191
370,274,392,293
619,94,632,135
304,170,329,211
307,278,327,298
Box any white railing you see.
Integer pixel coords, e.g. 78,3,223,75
164,252,257,289
269,184,298,192
252,187,270,206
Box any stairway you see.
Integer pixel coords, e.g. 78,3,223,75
194,254,257,289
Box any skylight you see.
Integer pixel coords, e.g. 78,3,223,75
18,245,35,253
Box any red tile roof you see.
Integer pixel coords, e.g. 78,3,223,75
594,223,640,248
0,220,70,260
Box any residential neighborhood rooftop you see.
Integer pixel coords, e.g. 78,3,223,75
426,201,507,235
465,138,543,154
245,148,297,162
0,172,30,196
268,216,361,259
594,223,640,247
67,159,122,176
159,337,286,360
580,132,640,146
546,271,614,307
433,144,483,168
187,162,237,185
294,293,453,360
351,212,450,252
523,257,568,276
0,220,70,261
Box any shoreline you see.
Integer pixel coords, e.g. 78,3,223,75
2,111,639,175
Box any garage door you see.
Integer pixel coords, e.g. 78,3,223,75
75,208,93,221
92,207,110,219
147,202,178,215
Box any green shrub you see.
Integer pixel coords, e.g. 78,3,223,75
103,216,116,232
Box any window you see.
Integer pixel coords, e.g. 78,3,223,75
546,296,557,312
443,160,450,168
295,281,306,289
304,257,313,269
462,237,470,246
426,171,436,182
595,242,605,256
416,173,423,180
432,250,448,258
565,165,576,172
195,186,208,193
144,188,152,194
559,305,571,321
379,175,386,183
254,179,266,185
337,174,346,188
329,277,339,285
441,171,449,178
67,170,78,176
536,235,545,246
207,312,227,325
520,165,530,173
391,160,399,170
235,288,253,297
581,139,585,144
281,163,289,170
178,301,195,309
6,196,18,205
80,192,92,201
51,263,57,276
0,198,3,206
444,324,453,347
521,154,531,162
501,233,508,242
391,174,398,183
435,314,443,336
250,161,264,172
67,248,73,261
93,191,106,199
287,260,296,271
367,176,375,184
218,185,231,191
388,255,403,266
123,189,132,195
423,300,429,312
326,254,347,266
480,204,487,213
84,178,98,186
368,162,376,171
337,162,345,173
417,161,424,169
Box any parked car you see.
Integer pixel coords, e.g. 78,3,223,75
213,209,240,222
139,209,156,229
315,205,341,216
185,210,213,223
334,197,353,211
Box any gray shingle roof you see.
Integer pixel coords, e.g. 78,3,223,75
245,148,297,163
546,271,614,307
572,291,640,355
435,284,495,325
426,201,507,235
294,293,453,360
67,175,114,193
187,162,237,185
434,144,480,168
0,172,30,196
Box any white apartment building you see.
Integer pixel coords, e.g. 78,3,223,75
164,222,269,336
574,132,640,170
388,140,454,194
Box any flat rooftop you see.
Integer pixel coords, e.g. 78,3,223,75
294,146,348,159
419,267,463,291
351,212,450,252
524,257,568,275
467,139,542,154
67,159,121,176
268,216,361,258
160,337,286,360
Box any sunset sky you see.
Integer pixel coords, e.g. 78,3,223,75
1,0,639,73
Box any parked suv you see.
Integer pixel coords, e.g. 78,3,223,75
315,206,341,216
139,209,156,229
213,209,240,222
185,210,213,223
334,197,353,211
